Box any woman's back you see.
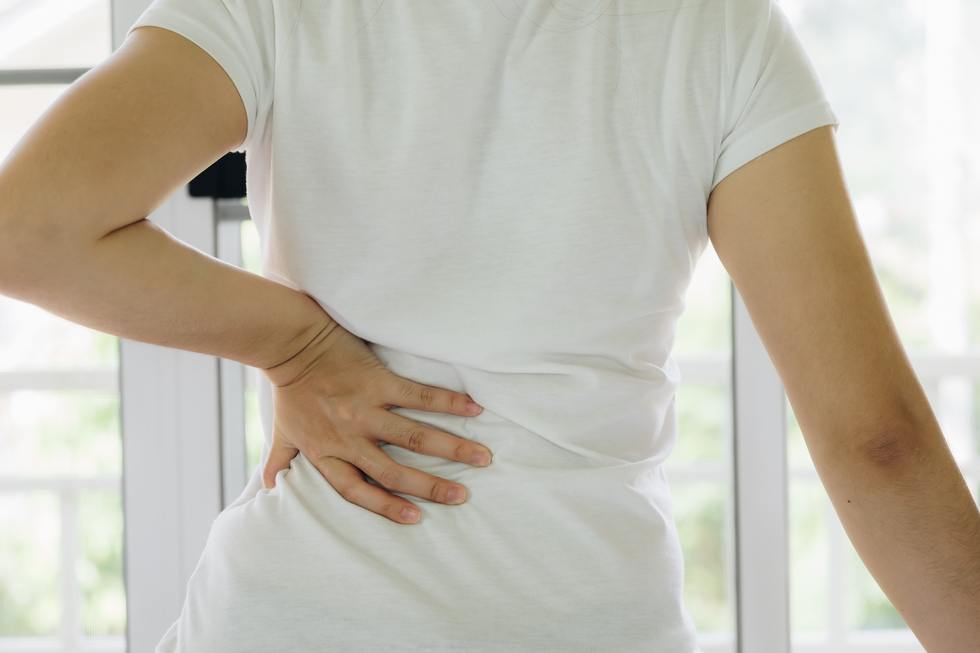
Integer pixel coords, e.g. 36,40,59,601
132,0,836,649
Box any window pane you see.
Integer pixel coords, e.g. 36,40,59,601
241,218,262,275
0,492,60,636
78,491,126,637
672,483,734,635
674,243,731,353
244,384,263,477
673,384,727,464
786,405,814,469
0,0,111,69
0,391,121,477
0,85,68,166
0,296,118,370
0,4,124,650
240,220,265,478
670,243,736,649
789,480,828,634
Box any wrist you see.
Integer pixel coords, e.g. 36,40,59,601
261,304,339,387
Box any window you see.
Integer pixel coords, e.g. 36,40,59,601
0,2,120,651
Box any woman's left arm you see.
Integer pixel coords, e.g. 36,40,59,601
0,27,493,523
708,126,980,652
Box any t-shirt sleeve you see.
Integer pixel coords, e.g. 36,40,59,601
127,0,293,152
711,0,838,191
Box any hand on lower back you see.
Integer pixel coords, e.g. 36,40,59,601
261,319,492,524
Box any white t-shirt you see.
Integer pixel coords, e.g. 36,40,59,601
131,1,837,651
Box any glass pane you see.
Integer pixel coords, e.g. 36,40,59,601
0,391,121,476
78,491,126,637
0,492,60,636
673,383,727,464
0,0,111,69
0,296,118,371
241,220,265,477
672,483,734,636
241,219,262,275
245,384,263,477
674,243,731,353
0,85,68,166
789,480,828,634
786,404,814,469
779,0,934,347
670,243,735,648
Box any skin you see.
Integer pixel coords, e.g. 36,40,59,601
708,126,980,650
0,25,977,649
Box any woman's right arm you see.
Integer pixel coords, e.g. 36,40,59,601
0,26,491,524
708,126,980,650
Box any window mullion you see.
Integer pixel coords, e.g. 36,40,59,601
216,216,249,507
731,285,790,653
0,69,88,85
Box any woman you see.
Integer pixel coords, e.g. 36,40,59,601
0,0,977,650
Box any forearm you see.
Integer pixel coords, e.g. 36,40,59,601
0,216,332,371
817,426,980,651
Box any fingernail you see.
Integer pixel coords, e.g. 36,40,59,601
447,487,466,504
401,507,421,523
466,399,482,414
471,451,491,467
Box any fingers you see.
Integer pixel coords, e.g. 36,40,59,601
263,439,299,489
318,456,428,525
388,377,483,417
374,411,493,467
352,446,470,506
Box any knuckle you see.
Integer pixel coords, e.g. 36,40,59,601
417,387,436,408
377,465,400,490
359,369,383,391
311,430,346,458
429,481,443,502
308,441,335,460
353,449,378,473
339,482,360,505
394,381,416,401
379,419,399,438
407,429,427,453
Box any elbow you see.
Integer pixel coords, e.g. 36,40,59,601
853,421,926,471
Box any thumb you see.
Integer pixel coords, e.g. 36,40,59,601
263,438,299,489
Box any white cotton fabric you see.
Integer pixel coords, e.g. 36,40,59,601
130,1,837,651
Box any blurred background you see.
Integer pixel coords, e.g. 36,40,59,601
1,0,978,651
